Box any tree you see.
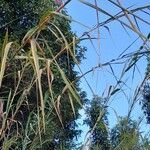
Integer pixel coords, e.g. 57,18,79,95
141,34,150,124
110,117,141,150
84,95,110,150
0,0,53,42
142,82,150,124
0,0,86,149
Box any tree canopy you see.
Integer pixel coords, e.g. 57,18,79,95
84,95,110,150
110,117,140,149
0,0,150,149
0,0,86,149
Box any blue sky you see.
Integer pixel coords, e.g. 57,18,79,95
65,0,150,143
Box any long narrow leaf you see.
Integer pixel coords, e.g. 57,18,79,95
0,42,13,87
30,39,45,132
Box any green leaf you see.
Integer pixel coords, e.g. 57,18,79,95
111,88,120,96
1,29,8,62
0,42,13,88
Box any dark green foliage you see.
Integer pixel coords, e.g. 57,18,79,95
110,117,140,149
0,0,86,149
142,55,150,124
84,95,110,150
0,0,54,41
142,82,150,124
141,33,150,124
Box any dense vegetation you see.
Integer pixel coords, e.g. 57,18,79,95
0,0,150,149
0,0,86,149
85,96,110,150
142,53,150,124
